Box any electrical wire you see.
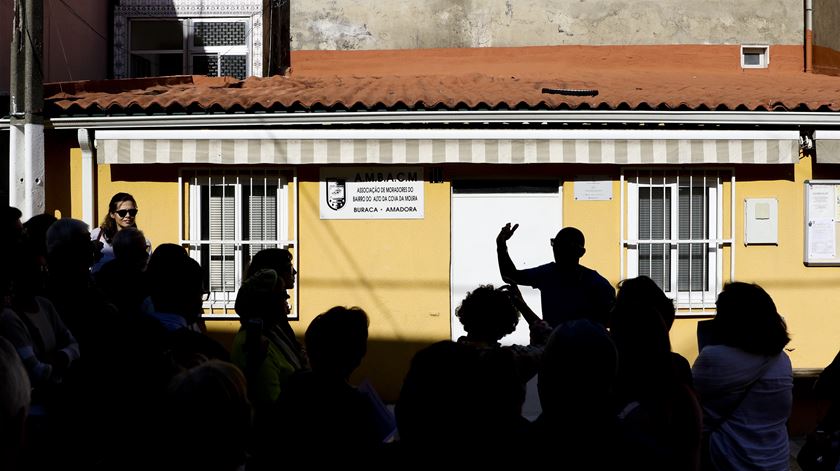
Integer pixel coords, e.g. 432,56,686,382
48,0,74,82
54,0,107,41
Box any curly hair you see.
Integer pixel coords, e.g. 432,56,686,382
455,285,519,342
98,192,137,243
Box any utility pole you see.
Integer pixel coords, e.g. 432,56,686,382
9,0,45,219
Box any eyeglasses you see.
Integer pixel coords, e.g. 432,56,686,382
115,209,138,218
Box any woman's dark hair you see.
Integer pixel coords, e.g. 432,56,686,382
613,276,675,330
715,282,790,356
99,192,137,243
245,248,292,280
455,285,518,342
305,306,369,378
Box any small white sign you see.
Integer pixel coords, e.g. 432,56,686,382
320,167,424,219
574,179,612,201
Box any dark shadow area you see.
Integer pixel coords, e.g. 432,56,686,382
109,163,180,182
44,129,77,217
204,325,434,403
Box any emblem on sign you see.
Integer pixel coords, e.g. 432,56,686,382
326,178,346,210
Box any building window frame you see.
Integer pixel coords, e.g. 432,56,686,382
180,168,297,319
114,0,263,79
623,168,734,313
127,18,251,79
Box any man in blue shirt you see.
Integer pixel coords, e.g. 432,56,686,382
497,224,615,327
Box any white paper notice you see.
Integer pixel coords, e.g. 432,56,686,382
835,186,840,221
809,220,836,260
811,185,835,220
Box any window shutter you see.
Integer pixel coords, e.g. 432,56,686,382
246,184,278,258
209,186,236,292
677,187,708,292
639,187,672,292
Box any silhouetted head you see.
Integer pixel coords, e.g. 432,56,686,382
455,285,518,343
610,278,674,400
714,282,790,356
22,213,57,258
613,276,675,330
234,269,288,322
396,341,523,454
46,218,98,273
305,306,369,379
1,206,22,245
538,319,617,419
163,360,251,471
245,248,296,289
552,227,586,266
112,227,150,270
149,250,204,323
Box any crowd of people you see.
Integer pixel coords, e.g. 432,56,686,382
0,195,808,470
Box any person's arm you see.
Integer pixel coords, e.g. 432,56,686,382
0,310,53,385
499,284,540,326
42,298,80,366
497,223,528,285
499,284,552,348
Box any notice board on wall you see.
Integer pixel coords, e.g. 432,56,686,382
804,180,840,266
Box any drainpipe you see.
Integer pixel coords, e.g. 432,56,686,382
77,129,96,228
805,0,813,73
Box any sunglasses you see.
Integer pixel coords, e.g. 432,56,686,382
115,209,138,218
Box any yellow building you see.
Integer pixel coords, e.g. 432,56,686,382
33,44,840,402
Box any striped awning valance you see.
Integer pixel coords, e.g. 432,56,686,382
814,131,840,164
95,130,801,165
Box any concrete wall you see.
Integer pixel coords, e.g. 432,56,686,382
814,0,840,50
292,0,804,50
0,0,109,94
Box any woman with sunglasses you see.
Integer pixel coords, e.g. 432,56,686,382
91,192,149,273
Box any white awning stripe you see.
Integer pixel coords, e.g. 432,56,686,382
96,138,800,165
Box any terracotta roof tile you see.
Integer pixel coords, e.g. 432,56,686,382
43,45,840,115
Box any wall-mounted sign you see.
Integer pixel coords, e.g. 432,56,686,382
574,177,612,201
319,167,424,219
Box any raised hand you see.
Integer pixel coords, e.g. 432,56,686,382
497,223,519,246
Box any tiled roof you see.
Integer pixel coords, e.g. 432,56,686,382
44,45,840,115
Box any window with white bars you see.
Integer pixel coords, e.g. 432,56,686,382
626,169,731,310
129,18,250,79
184,169,292,315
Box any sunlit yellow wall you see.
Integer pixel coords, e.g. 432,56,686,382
564,179,623,286
95,164,181,252
732,156,840,369
78,155,840,401
296,167,451,401
68,148,83,219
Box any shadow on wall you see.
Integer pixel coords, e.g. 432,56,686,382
205,325,437,404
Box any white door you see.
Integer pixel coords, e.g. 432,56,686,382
450,181,562,421
451,181,563,345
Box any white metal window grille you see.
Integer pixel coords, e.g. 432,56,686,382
181,169,294,317
129,18,250,79
623,169,735,313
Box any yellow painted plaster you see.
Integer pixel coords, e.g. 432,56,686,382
95,164,181,252
68,148,83,219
